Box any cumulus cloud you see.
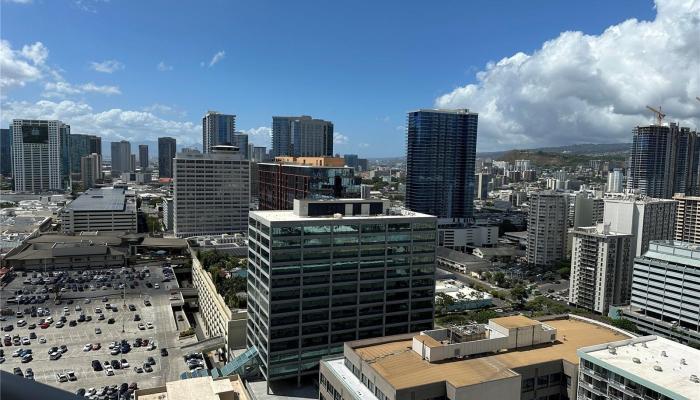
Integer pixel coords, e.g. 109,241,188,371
90,59,124,73
435,0,700,150
1,99,200,146
0,40,46,89
208,51,225,67
334,132,349,145
43,81,121,97
2,0,33,4
157,61,173,71
242,126,272,147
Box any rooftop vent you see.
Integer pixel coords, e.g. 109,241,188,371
632,357,641,364
681,358,687,365
608,346,617,355
690,375,699,383
333,213,343,219
661,351,668,357
653,365,663,372
641,342,648,348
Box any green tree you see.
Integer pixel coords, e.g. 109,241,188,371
493,272,506,287
435,293,455,314
510,285,529,305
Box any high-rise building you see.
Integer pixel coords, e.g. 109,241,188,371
568,224,633,314
627,123,699,198
271,115,334,157
405,109,478,219
514,159,531,171
607,168,624,193
573,193,604,228
475,173,490,200
157,137,176,179
673,194,700,244
577,335,699,400
257,157,361,210
343,154,359,169
247,198,437,382
70,134,100,174
138,144,149,169
110,140,131,177
526,192,569,266
319,315,632,400
603,195,676,257
613,240,700,344
357,158,369,172
0,127,12,177
173,146,249,237
232,132,249,159
251,146,267,162
80,153,102,189
11,119,70,193
202,111,236,153
89,135,102,156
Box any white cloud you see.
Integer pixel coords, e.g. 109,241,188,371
157,61,173,71
242,126,272,147
43,81,121,97
74,0,109,13
358,143,370,148
90,59,124,73
334,132,349,145
208,51,225,67
395,125,405,132
435,0,700,150
2,0,33,4
1,99,200,146
0,40,45,89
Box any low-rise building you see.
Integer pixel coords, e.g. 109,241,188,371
577,335,699,400
437,219,498,251
319,315,632,400
60,187,137,233
5,233,126,270
189,234,247,257
135,375,251,400
435,247,489,274
435,279,492,311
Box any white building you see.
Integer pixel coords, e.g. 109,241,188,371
161,197,173,231
577,335,700,400
603,195,677,257
437,219,498,250
606,168,624,193
11,119,70,193
527,192,569,266
173,146,249,238
80,153,102,189
674,194,700,244
568,223,633,314
60,187,137,233
514,159,531,171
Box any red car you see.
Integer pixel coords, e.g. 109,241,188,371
39,323,50,329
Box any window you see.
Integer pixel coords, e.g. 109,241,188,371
537,375,549,388
522,378,534,392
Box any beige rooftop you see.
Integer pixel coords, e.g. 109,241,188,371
136,375,249,400
353,318,630,390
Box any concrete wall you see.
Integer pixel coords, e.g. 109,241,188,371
448,376,521,400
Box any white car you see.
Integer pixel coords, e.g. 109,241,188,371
21,337,30,345
83,344,92,352
17,320,26,327
84,298,91,304
75,305,81,311
137,323,145,330
56,372,68,382
120,359,129,368
105,366,114,376
154,283,160,289
94,307,102,314
146,322,154,329
39,337,46,344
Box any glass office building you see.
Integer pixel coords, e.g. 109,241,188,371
405,109,478,219
246,199,437,383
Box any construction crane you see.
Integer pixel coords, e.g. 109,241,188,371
646,105,666,125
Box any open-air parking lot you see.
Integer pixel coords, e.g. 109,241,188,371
0,264,190,399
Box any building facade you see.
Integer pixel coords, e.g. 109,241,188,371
602,195,676,257
60,187,137,233
405,109,478,219
80,153,102,189
573,193,604,228
69,134,100,174
0,127,12,177
271,115,334,157
673,194,700,244
173,146,250,237
202,111,236,153
110,140,131,177
247,198,437,382
257,157,361,210
138,144,149,169
568,224,633,314
232,132,249,159
89,135,101,156
627,123,699,198
526,192,569,266
606,168,624,193
157,137,177,179
12,119,70,193
475,173,490,200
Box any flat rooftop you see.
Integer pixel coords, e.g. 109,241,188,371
64,188,129,212
251,209,434,223
579,336,700,399
353,318,630,390
137,376,249,400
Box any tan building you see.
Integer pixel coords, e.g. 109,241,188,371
319,315,631,400
674,194,700,244
274,156,345,167
135,375,250,400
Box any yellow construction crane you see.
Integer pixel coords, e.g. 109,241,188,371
646,105,666,125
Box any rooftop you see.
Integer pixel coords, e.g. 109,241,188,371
64,188,130,212
578,336,700,399
136,375,250,400
352,317,630,390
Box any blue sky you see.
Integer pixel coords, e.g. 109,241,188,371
2,0,697,157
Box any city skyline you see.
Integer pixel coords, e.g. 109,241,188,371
1,0,698,157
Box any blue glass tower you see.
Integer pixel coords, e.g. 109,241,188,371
405,109,478,219
202,111,236,153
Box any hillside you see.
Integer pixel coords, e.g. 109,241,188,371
495,149,627,168
477,142,631,160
